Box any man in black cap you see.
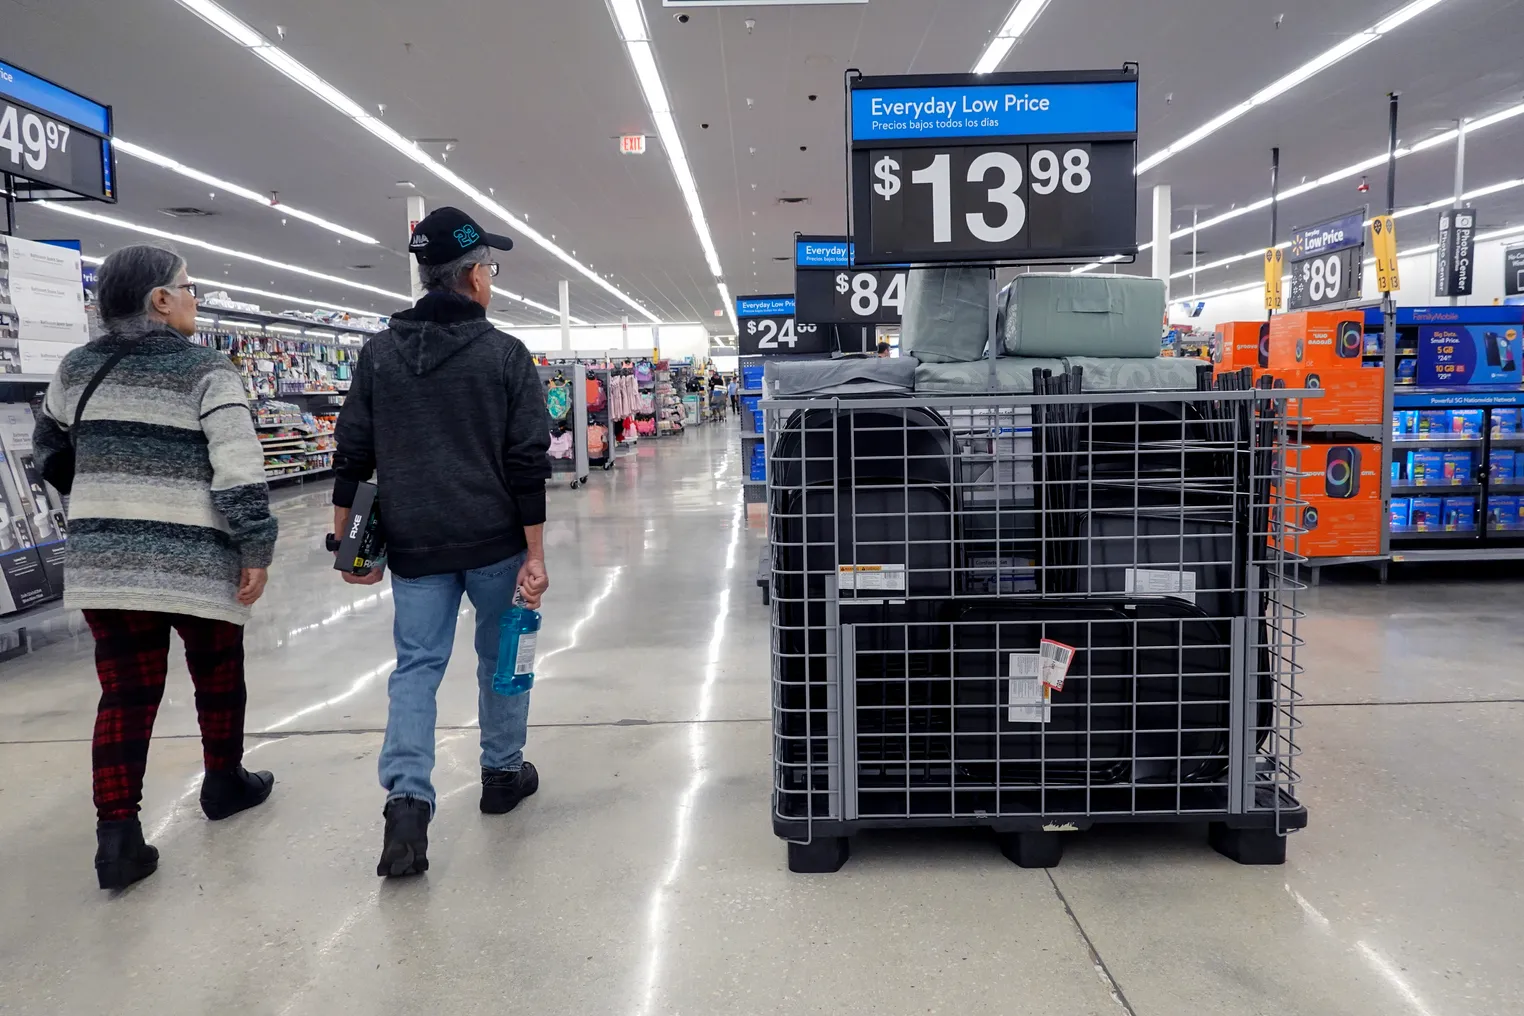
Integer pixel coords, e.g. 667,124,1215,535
332,206,551,877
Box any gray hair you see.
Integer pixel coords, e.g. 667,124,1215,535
420,246,490,294
96,244,187,336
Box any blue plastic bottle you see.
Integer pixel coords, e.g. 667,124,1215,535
493,593,541,696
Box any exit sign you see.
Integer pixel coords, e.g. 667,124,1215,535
620,134,647,155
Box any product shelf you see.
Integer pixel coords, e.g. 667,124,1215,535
1392,484,1482,495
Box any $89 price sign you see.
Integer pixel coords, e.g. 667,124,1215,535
853,141,1135,264
1288,246,1363,311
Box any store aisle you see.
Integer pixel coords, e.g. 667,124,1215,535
1,426,1521,1015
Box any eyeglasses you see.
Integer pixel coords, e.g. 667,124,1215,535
483,262,500,278
164,282,198,298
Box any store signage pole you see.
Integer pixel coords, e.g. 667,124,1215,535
1448,119,1466,306
1263,149,1284,314
1379,93,1400,561
559,280,571,351
405,195,426,301
1152,184,1171,304
2,171,14,236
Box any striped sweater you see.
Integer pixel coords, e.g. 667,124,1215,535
33,329,278,625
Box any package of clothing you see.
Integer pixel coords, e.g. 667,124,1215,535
548,430,574,459
587,424,608,457
1000,274,1166,358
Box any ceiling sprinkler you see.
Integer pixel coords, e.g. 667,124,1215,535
745,18,756,34
1357,176,1370,193
276,24,286,40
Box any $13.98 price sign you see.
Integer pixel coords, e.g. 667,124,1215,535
736,295,826,356
849,71,1139,266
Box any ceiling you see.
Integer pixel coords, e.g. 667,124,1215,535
5,0,1524,333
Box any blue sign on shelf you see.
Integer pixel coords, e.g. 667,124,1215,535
795,239,854,268
850,79,1137,143
1289,210,1364,260
1365,306,1524,327
1417,324,1523,387
0,60,110,134
736,296,795,318
1394,389,1524,408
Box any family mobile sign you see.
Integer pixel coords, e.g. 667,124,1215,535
848,69,1139,265
0,60,116,204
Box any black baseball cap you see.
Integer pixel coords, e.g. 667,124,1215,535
408,206,514,265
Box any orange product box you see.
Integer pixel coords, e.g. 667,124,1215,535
1266,310,1382,426
1274,440,1383,557
1212,321,1268,376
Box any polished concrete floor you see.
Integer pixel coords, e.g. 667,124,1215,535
1,423,1521,1015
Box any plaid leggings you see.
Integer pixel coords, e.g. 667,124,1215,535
85,610,247,822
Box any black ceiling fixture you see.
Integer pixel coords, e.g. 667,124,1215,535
808,94,818,102
799,145,808,151
777,196,810,206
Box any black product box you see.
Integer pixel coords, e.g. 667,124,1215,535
333,481,386,575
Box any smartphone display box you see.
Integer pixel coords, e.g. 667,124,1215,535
1392,410,1418,438
1442,497,1477,531
1492,408,1520,436
1489,495,1522,531
1417,410,1449,438
1389,498,1411,531
1409,497,1444,532
1406,449,1445,486
1490,451,1516,486
1442,451,1473,485
1449,409,1483,437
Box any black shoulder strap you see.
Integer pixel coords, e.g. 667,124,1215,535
73,347,133,431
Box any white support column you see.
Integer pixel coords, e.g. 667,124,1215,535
559,280,571,351
405,195,426,302
1151,184,1172,306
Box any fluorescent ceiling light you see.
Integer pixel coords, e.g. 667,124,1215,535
1136,0,1451,174
972,0,1050,73
172,0,658,324
42,202,559,324
602,1,734,332
111,138,380,244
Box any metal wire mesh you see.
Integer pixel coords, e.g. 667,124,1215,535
768,385,1307,838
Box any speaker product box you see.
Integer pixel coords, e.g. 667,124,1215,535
1279,441,1382,556
1267,310,1381,425
1211,321,1268,376
1409,497,1444,532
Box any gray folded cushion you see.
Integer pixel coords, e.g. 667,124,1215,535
914,357,1067,394
901,267,991,363
1002,273,1166,358
1064,356,1206,391
765,357,916,396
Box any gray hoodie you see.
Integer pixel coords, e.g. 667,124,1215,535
333,291,551,578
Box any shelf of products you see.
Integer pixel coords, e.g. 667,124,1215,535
192,318,363,401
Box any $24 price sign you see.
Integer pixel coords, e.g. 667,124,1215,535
736,295,827,356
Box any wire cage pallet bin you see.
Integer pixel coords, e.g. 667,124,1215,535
767,381,1311,873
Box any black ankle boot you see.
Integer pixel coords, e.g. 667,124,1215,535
96,818,159,890
480,762,539,814
377,797,431,877
199,767,275,821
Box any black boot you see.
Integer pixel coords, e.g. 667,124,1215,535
199,766,275,821
95,818,159,890
377,797,431,877
480,761,539,815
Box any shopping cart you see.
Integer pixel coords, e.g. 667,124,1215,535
766,377,1311,872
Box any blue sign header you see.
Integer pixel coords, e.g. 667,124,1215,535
796,239,854,268
851,80,1137,143
1394,388,1524,408
736,296,795,318
0,61,111,136
1364,306,1524,327
1290,211,1364,260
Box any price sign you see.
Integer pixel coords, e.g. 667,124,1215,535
1287,210,1365,310
793,234,907,325
849,70,1138,265
736,295,826,356
0,61,116,202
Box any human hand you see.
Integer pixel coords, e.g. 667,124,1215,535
341,567,385,585
516,556,549,609
237,567,269,606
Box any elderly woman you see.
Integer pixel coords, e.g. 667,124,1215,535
34,244,279,890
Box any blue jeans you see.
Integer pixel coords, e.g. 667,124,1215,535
379,551,530,809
